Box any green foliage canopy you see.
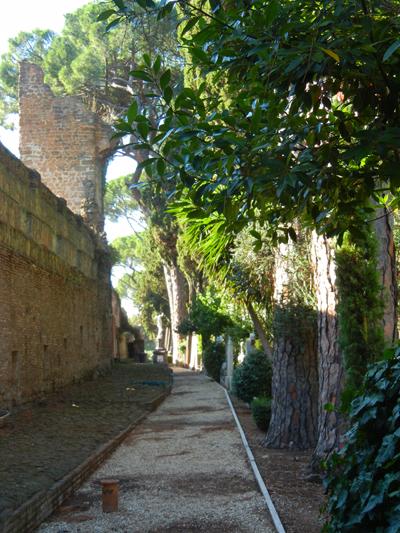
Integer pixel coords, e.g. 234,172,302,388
111,230,169,336
104,175,143,229
105,0,400,244
105,175,170,336
0,29,54,126
178,287,250,345
0,0,180,127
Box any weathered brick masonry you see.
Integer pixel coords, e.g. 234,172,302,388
19,62,113,232
0,142,112,408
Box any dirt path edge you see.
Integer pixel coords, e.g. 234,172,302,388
2,387,171,533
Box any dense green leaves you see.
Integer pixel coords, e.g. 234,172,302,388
202,341,225,382
177,287,248,344
232,350,272,404
335,230,384,409
383,40,400,63
105,0,400,243
251,397,272,431
324,350,400,532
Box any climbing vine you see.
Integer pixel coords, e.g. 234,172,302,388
323,349,400,532
335,229,384,409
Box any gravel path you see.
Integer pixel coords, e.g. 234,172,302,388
39,369,274,532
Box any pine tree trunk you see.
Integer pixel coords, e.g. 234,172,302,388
265,327,318,449
374,207,398,345
310,232,344,472
264,241,319,450
163,262,188,364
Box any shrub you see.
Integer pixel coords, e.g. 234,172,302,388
203,341,225,382
232,350,272,404
251,397,271,431
323,350,400,532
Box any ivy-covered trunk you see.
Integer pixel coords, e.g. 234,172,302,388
310,233,344,472
264,239,318,450
336,229,386,403
163,262,188,363
374,207,398,345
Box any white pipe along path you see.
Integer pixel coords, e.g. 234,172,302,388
224,389,286,533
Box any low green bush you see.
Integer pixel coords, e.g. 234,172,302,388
251,397,271,431
203,341,225,382
232,350,272,403
323,349,400,532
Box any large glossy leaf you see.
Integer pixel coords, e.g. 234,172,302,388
383,40,400,62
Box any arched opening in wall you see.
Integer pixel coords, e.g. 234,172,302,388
104,154,142,242
105,154,142,320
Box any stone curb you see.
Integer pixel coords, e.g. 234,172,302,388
1,385,171,533
223,388,285,533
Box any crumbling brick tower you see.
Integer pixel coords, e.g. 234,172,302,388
18,61,113,232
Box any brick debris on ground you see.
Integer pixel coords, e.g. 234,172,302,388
0,361,171,527
40,368,275,533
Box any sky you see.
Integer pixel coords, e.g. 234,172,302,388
0,0,138,315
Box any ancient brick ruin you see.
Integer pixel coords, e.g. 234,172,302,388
19,62,113,233
0,63,114,408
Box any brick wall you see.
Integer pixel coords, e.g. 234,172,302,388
0,142,112,408
18,62,113,233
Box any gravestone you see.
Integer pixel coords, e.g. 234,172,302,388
245,332,256,356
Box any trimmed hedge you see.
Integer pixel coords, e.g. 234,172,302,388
232,349,272,404
251,397,272,431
